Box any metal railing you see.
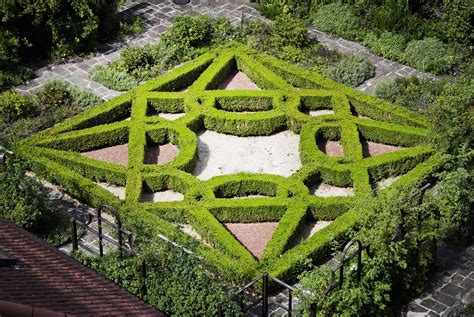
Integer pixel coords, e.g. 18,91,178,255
70,205,148,299
219,272,317,317
71,205,136,257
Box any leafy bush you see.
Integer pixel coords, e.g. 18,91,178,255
311,3,362,39
161,14,214,49
326,55,375,87
374,80,402,103
90,66,138,91
363,31,406,60
0,157,70,246
74,243,239,316
297,187,439,315
119,16,145,36
117,46,155,75
271,13,309,48
403,38,455,74
0,91,33,123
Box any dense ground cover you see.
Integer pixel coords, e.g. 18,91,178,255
254,0,472,74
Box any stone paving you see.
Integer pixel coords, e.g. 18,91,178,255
15,0,438,100
402,243,474,317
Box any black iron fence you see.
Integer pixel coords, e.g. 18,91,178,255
70,205,148,299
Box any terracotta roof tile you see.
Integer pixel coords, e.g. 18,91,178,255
0,217,163,316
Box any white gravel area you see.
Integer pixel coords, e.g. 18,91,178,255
311,183,354,197
309,110,335,117
97,182,126,200
287,220,332,249
375,176,401,190
158,113,186,120
141,190,184,202
193,130,302,180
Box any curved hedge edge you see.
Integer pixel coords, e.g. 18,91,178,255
206,198,288,223
266,209,357,282
365,146,434,182
308,197,354,220
261,201,309,261
356,119,428,147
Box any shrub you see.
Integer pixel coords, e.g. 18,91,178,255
271,13,309,48
161,14,213,49
363,31,406,60
0,157,70,246
311,3,361,39
74,244,239,315
119,16,145,36
297,187,439,315
117,46,155,75
374,80,402,103
0,90,33,123
90,65,137,91
403,38,455,74
326,55,375,87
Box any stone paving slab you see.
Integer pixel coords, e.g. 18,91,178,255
402,243,474,317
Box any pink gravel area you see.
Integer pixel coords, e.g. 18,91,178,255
218,71,261,90
224,222,278,259
362,141,404,157
317,139,344,157
82,144,128,167
144,143,180,165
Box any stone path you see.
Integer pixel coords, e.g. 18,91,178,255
403,243,474,317
308,28,438,94
15,0,438,100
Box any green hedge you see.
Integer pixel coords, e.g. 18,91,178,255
16,42,439,283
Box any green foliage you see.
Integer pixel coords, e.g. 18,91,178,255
0,157,70,246
0,91,33,123
90,65,138,91
1,80,102,141
363,31,406,60
311,3,362,39
271,13,309,48
297,186,440,315
326,55,375,87
74,244,239,316
119,16,145,36
374,80,402,103
403,38,455,74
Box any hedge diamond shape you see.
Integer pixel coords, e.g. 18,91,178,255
18,43,437,281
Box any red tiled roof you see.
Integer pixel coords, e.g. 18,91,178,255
0,217,163,316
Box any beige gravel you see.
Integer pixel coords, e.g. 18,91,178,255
311,183,354,197
318,140,344,157
193,130,302,180
141,190,184,202
309,110,335,117
97,182,126,200
218,71,260,90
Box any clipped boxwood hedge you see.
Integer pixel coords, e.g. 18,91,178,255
16,42,439,283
